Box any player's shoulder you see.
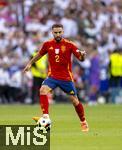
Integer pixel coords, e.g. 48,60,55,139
63,38,77,47
46,38,54,43
43,38,54,45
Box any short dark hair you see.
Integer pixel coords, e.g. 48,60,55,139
52,24,63,29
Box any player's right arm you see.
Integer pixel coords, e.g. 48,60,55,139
23,42,48,73
23,52,42,73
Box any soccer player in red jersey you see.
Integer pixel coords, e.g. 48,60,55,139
23,24,89,132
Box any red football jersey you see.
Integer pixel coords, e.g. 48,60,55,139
39,38,81,81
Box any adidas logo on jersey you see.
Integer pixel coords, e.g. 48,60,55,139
49,47,53,50
70,91,74,94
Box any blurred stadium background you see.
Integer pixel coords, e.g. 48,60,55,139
0,0,122,105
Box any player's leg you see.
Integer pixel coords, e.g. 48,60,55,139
33,77,58,122
39,77,58,115
39,85,52,115
69,95,85,121
69,95,89,132
59,80,89,131
32,85,52,122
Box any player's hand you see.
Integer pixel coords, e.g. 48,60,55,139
22,63,31,73
80,50,86,56
80,50,86,61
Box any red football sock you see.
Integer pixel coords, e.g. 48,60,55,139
74,102,85,122
39,95,49,114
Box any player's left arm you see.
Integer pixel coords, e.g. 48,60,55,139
71,43,86,61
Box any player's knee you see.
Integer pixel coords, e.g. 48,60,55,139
39,86,50,95
40,87,47,95
70,96,79,106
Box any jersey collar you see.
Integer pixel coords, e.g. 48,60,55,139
53,38,64,43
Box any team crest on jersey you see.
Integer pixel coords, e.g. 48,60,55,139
49,46,53,50
61,45,66,52
55,48,59,54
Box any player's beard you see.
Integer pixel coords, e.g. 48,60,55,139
55,36,62,42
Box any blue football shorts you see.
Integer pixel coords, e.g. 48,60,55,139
42,77,77,95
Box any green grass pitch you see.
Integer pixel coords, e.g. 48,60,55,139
0,104,122,150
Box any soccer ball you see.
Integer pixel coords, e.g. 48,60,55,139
97,96,106,104
37,117,51,131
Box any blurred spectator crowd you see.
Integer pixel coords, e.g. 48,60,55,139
0,0,122,105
